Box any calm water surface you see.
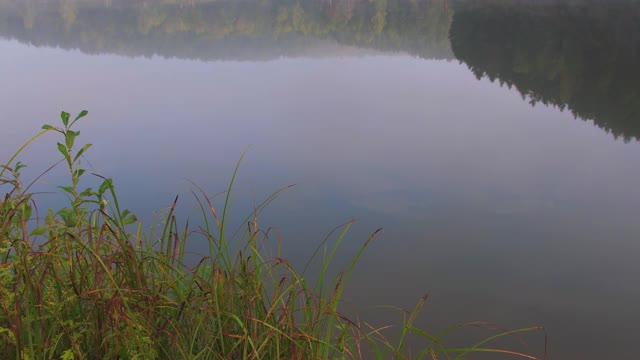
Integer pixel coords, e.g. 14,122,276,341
2,1,640,358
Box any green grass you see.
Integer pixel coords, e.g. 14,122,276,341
0,111,545,359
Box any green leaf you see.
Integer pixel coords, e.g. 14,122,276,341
65,130,79,149
42,124,53,130
122,214,138,226
0,327,17,346
74,169,86,179
80,187,93,197
69,110,89,128
58,186,75,195
74,110,88,121
99,178,113,196
57,142,71,166
21,204,32,220
64,217,76,228
58,208,76,227
45,209,55,225
30,227,47,236
74,143,92,162
61,348,75,360
61,111,70,127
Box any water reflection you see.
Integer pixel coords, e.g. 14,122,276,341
451,0,640,141
2,0,640,139
0,0,452,61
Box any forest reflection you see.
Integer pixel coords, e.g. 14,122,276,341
451,0,640,141
0,0,453,60
2,0,639,140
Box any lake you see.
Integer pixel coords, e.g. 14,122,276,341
2,0,640,358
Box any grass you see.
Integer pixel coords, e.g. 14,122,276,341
0,111,546,359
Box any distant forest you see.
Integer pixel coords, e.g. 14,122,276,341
1,0,639,140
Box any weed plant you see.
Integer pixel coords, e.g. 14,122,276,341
0,111,545,359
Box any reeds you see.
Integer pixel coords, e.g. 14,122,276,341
0,111,545,359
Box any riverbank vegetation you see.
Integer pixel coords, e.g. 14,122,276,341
0,111,544,359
